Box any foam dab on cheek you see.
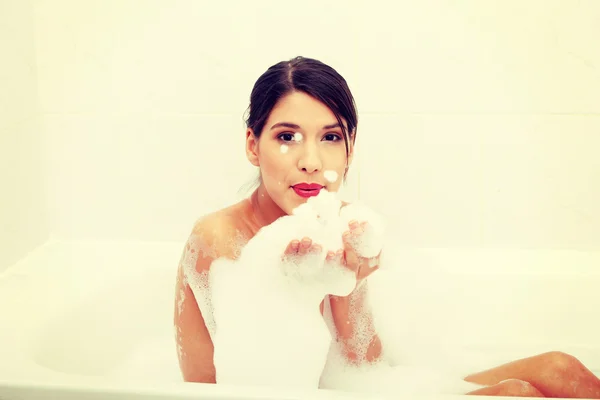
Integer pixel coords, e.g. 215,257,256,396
294,132,303,142
280,144,289,154
324,170,338,183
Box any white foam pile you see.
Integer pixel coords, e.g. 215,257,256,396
184,190,480,395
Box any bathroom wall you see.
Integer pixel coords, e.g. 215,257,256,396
0,0,49,272
31,0,600,249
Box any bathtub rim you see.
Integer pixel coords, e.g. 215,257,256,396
0,374,400,400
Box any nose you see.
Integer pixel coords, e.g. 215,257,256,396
297,142,322,173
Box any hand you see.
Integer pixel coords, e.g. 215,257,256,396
340,220,381,282
282,236,356,299
281,237,322,263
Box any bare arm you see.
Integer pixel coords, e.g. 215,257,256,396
173,216,236,383
174,263,216,383
329,282,383,364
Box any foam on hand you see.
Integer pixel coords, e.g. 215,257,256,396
290,190,358,298
182,191,484,396
274,189,357,299
339,202,386,259
203,189,357,390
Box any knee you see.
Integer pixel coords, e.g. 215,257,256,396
541,351,584,378
499,379,543,397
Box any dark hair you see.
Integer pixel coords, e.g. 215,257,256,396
244,56,358,159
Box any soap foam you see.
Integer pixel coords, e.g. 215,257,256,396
280,144,289,154
294,132,303,142
194,190,357,389
340,202,386,259
182,233,218,336
324,170,338,183
182,191,478,395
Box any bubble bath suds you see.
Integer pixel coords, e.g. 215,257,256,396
324,170,338,183
182,190,484,395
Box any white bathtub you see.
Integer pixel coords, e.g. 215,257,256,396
1,239,600,399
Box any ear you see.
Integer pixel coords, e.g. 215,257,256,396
246,128,260,167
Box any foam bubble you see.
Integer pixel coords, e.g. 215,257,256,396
324,170,338,183
280,144,289,154
177,288,185,316
204,190,360,389
294,132,303,142
181,193,477,395
210,255,332,389
340,202,386,259
320,361,486,395
182,233,218,336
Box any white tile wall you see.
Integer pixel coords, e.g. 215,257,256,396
357,114,482,247
7,0,598,249
43,114,257,240
481,116,600,250
353,1,600,114
0,0,49,272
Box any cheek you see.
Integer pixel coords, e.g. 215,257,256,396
259,146,291,182
322,148,347,185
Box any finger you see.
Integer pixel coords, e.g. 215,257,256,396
348,220,359,230
309,244,322,255
342,231,352,247
285,240,300,255
326,250,336,261
335,249,344,264
299,237,312,255
352,225,364,238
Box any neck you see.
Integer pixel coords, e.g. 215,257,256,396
248,184,287,229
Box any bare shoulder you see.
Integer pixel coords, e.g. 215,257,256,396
187,202,250,270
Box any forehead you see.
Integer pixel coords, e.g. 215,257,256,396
266,91,346,128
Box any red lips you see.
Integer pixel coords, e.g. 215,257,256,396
293,183,323,190
292,182,323,198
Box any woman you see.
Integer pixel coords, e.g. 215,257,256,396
173,56,600,398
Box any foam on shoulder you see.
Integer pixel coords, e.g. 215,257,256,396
181,233,217,336
184,192,417,393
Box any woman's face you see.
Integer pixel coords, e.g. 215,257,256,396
246,91,354,215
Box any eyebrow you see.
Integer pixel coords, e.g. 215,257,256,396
270,122,342,130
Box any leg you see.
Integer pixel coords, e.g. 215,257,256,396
464,351,600,398
467,379,545,397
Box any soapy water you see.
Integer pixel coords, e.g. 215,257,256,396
182,190,484,395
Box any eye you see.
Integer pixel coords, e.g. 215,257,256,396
323,133,342,142
277,132,295,142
